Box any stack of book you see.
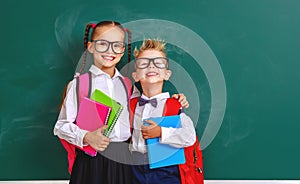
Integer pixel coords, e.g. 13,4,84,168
76,89,123,156
91,89,124,137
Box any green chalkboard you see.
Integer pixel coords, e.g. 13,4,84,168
1,0,300,180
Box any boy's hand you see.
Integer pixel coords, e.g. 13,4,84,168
83,125,110,151
141,120,161,139
172,93,189,109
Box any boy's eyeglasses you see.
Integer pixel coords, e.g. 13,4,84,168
135,57,169,69
91,39,126,54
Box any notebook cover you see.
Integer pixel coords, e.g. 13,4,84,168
91,89,124,137
76,97,111,156
143,115,186,169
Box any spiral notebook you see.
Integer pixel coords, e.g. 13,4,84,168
143,115,186,169
76,97,111,156
91,89,124,137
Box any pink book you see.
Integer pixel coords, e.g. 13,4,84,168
76,97,111,156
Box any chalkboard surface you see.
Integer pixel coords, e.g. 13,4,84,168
1,0,300,180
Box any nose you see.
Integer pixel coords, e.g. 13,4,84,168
106,43,114,53
148,60,155,68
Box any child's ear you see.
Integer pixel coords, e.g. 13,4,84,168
164,70,172,80
87,42,94,53
132,72,139,82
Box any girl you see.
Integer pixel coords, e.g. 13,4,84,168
54,21,188,184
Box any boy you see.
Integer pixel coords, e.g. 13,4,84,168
130,39,196,184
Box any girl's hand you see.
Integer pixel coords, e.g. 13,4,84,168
83,125,110,151
141,120,161,139
172,93,189,109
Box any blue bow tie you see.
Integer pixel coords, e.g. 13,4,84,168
138,97,158,107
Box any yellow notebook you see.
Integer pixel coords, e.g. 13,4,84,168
91,89,124,137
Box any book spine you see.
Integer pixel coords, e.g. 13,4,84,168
104,106,124,137
104,108,112,125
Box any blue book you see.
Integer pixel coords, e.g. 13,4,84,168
143,115,186,169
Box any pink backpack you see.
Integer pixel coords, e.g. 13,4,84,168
59,72,132,174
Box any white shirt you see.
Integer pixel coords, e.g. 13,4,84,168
53,65,139,148
131,92,196,154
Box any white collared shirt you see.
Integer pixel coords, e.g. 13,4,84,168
54,65,139,147
131,92,196,153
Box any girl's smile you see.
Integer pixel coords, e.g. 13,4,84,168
100,54,116,62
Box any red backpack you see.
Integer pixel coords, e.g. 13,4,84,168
59,72,132,174
129,97,204,184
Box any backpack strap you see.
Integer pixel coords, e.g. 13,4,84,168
119,76,133,101
118,76,133,124
76,72,91,108
163,98,182,116
129,97,139,133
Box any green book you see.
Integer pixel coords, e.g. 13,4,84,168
91,89,124,137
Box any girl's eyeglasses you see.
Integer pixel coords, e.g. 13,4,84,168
135,57,169,69
91,39,126,54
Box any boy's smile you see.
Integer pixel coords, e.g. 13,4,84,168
146,71,159,77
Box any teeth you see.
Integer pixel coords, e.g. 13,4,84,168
103,56,114,60
146,72,158,76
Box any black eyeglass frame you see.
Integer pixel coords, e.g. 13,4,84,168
91,39,126,54
134,57,169,69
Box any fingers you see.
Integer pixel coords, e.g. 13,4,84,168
98,148,105,152
100,125,108,134
172,94,179,99
181,101,190,109
96,141,110,151
86,127,110,151
141,125,150,139
142,120,156,132
94,137,110,151
178,93,186,102
142,131,150,139
141,122,161,139
144,119,156,126
141,130,157,139
174,93,190,109
172,93,186,103
172,93,185,100
101,136,110,143
142,135,149,139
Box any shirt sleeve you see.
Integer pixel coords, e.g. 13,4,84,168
159,113,196,148
53,79,88,148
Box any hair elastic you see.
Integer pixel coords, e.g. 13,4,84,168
91,23,96,29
